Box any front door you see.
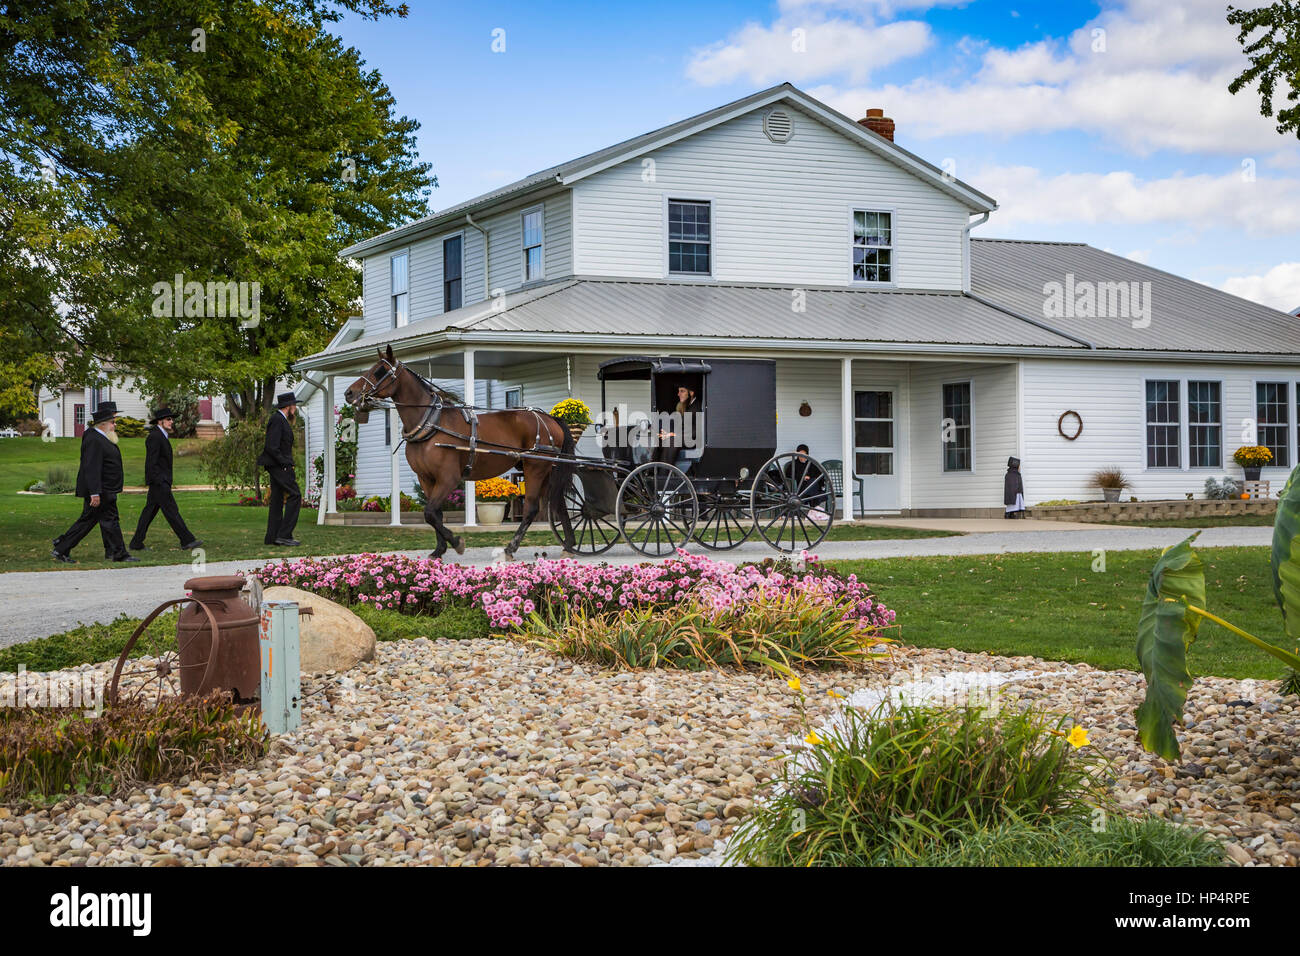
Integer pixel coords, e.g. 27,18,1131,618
73,404,86,437
853,389,900,511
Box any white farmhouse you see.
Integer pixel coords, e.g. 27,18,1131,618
295,84,1300,524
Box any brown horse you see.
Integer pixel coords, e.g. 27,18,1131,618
343,345,577,559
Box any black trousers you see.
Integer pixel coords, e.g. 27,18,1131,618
130,483,194,547
54,494,127,559
264,466,301,543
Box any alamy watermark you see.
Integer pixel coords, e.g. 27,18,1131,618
1,665,104,716
1042,273,1151,329
596,405,701,450
151,274,261,328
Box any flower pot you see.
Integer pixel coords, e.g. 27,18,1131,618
1102,487,1121,502
1243,467,1262,481
567,422,588,443
478,501,507,524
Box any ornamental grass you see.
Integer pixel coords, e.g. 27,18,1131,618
516,589,892,673
724,702,1110,867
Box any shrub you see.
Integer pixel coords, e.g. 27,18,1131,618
0,613,177,673
251,550,896,632
310,406,358,492
149,392,201,438
519,590,891,673
0,694,266,803
870,814,1223,867
725,702,1108,866
201,411,269,496
1091,467,1129,490
353,603,491,642
24,478,43,492
114,415,147,438
1204,476,1243,500
43,466,75,494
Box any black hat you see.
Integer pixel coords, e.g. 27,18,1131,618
90,402,119,424
1007,457,1021,469
149,407,176,423
275,392,297,409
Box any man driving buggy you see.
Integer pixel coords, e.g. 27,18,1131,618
652,383,703,469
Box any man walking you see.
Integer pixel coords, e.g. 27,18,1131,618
257,392,301,546
128,407,203,552
52,401,138,564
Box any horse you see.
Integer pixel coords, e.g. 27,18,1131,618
343,345,578,560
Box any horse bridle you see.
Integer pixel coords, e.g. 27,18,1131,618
352,357,402,409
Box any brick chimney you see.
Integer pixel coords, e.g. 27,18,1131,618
857,108,895,142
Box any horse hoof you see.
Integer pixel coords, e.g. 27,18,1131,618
453,536,466,555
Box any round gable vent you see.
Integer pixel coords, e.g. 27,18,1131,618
763,108,794,144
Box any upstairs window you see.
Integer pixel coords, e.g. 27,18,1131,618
522,207,544,281
852,210,892,283
390,252,409,328
443,235,462,312
668,200,711,275
942,382,972,472
1258,381,1289,467
1188,380,1222,468
1145,380,1180,468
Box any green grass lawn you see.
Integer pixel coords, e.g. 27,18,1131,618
835,547,1287,680
0,435,210,489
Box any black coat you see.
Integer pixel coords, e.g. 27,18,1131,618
74,427,124,498
143,425,173,486
1004,460,1025,506
257,411,295,470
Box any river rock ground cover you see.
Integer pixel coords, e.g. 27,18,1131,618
1,637,1296,867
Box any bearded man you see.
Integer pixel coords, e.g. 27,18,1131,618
52,401,137,564
256,392,302,546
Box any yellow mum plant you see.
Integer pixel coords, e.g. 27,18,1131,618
1233,445,1274,468
550,398,592,426
476,477,523,502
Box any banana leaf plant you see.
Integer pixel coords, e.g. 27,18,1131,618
1136,463,1300,761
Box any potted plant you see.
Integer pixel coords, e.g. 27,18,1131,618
551,397,593,443
1091,466,1129,503
475,476,522,524
1233,445,1273,481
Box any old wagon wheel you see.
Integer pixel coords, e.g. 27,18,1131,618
750,453,835,553
693,486,753,551
616,461,698,557
548,467,621,555
107,598,221,708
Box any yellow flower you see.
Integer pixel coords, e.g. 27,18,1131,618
827,689,845,700
1066,725,1090,749
786,676,801,692
804,731,823,746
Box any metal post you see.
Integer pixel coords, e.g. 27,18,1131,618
325,376,337,515
463,348,477,526
841,357,855,521
259,601,301,734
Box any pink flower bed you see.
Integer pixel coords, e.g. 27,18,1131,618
252,550,895,632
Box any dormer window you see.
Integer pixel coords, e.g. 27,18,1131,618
852,210,892,284
668,199,711,276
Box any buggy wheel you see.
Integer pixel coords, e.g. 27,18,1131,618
616,462,698,557
548,472,621,555
108,598,220,708
693,489,753,551
750,453,835,553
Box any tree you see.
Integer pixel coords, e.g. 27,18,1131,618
0,1,431,418
1228,1,1300,138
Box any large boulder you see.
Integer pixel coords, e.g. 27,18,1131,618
260,586,376,675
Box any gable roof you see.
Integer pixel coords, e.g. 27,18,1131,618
971,239,1300,354
340,84,997,259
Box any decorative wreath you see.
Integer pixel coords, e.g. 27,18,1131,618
1058,410,1083,441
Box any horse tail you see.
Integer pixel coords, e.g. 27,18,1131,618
547,415,577,520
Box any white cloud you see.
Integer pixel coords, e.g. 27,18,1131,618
968,165,1300,237
1221,263,1300,313
687,17,932,86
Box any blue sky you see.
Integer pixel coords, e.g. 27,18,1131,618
335,0,1300,310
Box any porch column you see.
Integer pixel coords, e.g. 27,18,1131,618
389,406,402,526
840,357,854,521
462,348,477,526
324,376,337,515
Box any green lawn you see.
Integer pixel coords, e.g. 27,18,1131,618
0,435,210,489
835,547,1287,680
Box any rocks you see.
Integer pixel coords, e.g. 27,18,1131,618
261,587,376,675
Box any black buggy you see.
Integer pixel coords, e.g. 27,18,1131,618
548,356,836,556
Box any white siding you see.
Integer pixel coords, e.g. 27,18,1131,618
907,362,1018,511
1021,358,1300,502
571,105,970,289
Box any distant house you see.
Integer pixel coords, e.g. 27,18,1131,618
37,363,229,438
294,83,1300,522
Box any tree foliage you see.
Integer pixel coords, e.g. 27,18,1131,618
1228,1,1300,138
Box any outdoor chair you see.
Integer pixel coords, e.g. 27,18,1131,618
823,459,865,515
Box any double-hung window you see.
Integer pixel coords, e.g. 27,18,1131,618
390,253,409,328
942,382,972,472
443,236,462,312
1188,381,1222,468
667,200,711,275
852,210,892,283
1257,382,1290,467
522,207,543,281
1145,380,1180,468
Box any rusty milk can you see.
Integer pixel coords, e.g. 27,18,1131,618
177,575,261,702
